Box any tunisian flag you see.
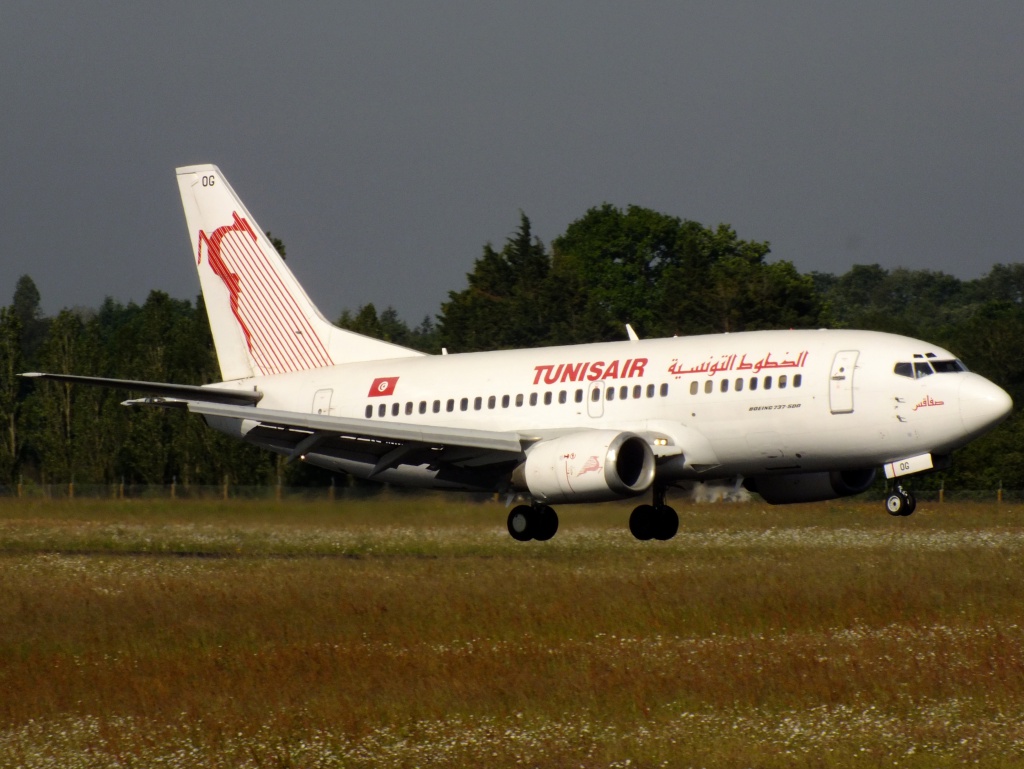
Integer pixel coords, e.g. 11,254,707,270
368,377,399,397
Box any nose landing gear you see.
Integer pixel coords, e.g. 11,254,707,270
885,484,917,516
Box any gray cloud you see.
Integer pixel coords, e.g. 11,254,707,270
2,2,1022,322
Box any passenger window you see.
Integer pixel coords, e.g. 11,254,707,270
544,392,552,405
660,383,669,397
619,386,628,400
559,390,567,404
591,388,600,402
793,374,802,388
529,393,538,406
487,395,496,409
460,398,468,411
392,403,400,417
764,376,772,390
735,378,743,392
365,405,372,418
606,387,615,401
516,394,524,407
704,380,713,394
779,375,787,389
432,400,440,413
502,394,510,408
575,389,584,403
405,402,413,415
647,384,655,398
894,362,914,378
690,382,698,396
474,397,482,410
720,379,729,393
633,385,642,399
914,362,934,378
446,399,454,412
378,403,386,417
419,401,427,414
750,377,758,391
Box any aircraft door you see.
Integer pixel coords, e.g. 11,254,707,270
312,389,333,415
829,351,858,414
587,381,605,418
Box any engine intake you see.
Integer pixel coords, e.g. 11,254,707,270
513,430,656,504
745,468,877,504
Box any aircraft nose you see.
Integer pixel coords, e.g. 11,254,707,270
959,373,1013,438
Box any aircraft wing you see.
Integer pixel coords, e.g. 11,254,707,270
188,401,526,455
188,401,528,479
20,372,263,406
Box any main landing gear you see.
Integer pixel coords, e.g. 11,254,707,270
886,484,917,517
507,504,559,542
506,487,679,542
628,486,679,541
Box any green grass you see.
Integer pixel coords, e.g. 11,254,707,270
1,496,1024,767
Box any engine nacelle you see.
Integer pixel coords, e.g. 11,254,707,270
744,468,877,504
513,430,656,504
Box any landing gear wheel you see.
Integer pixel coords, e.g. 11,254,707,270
534,505,559,541
885,493,906,516
507,504,559,541
629,504,656,541
900,490,917,516
653,505,679,541
885,486,917,517
507,505,533,541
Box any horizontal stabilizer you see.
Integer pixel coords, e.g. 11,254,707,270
20,373,263,406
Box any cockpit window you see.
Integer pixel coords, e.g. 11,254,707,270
914,362,934,378
896,357,967,378
932,359,967,373
894,362,914,378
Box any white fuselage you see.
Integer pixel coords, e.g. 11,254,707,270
209,327,1010,488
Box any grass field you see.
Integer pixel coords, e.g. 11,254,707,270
2,494,1024,768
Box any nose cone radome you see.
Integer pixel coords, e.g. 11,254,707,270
959,374,1013,439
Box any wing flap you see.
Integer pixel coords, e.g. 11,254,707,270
187,401,526,455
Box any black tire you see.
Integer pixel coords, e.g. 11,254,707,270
653,505,679,540
507,505,533,541
901,491,917,517
534,505,559,541
629,504,656,540
885,493,906,516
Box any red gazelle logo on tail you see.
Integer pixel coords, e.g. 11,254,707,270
196,213,334,376
198,213,255,351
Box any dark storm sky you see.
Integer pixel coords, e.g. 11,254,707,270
2,2,1022,323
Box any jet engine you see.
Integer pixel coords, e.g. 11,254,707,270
744,468,877,504
513,430,656,504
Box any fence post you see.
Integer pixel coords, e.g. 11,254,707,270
939,480,944,504
276,474,282,501
171,476,177,500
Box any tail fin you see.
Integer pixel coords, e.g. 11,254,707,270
176,164,423,381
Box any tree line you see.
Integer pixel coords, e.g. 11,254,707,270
2,204,1022,490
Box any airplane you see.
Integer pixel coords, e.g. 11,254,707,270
23,165,1013,541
